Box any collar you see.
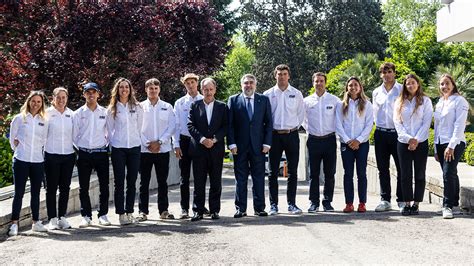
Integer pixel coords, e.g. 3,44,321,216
314,90,328,99
203,99,215,106
349,98,359,104
186,93,202,100
242,93,255,100
274,84,294,94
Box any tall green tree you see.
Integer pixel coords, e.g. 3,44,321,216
214,38,255,101
387,24,447,82
209,0,239,39
381,0,441,39
239,1,387,94
324,2,387,70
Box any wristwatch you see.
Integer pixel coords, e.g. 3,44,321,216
158,140,163,145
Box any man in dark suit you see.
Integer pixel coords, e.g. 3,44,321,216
228,74,273,218
187,77,228,221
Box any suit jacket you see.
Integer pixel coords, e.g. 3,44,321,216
227,93,273,155
187,99,228,158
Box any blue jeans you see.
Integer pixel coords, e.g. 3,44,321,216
341,141,369,204
11,158,44,221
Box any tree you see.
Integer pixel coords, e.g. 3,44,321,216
239,1,387,95
324,53,413,98
427,63,474,128
209,0,239,39
324,2,387,70
0,1,227,132
214,37,255,101
382,0,441,39
325,54,381,98
387,24,447,83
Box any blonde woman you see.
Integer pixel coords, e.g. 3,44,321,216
8,90,49,236
107,78,143,225
433,74,469,219
335,77,373,213
45,87,75,230
393,74,433,216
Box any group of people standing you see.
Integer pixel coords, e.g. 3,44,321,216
7,62,469,237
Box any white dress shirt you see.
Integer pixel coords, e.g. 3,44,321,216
263,84,304,130
107,102,143,149
372,82,402,129
336,99,374,144
172,93,203,148
198,100,216,144
9,113,48,163
72,104,108,149
140,99,176,153
302,91,341,136
434,94,469,149
45,106,74,155
204,100,214,125
393,96,433,143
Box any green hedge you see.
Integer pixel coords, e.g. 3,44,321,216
368,126,474,166
465,142,474,166
0,136,13,187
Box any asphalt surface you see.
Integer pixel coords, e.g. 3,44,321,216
1,170,473,265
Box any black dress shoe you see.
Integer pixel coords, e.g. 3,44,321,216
203,207,211,216
410,204,419,215
234,210,247,218
191,213,203,222
401,205,411,216
254,210,268,217
210,212,220,220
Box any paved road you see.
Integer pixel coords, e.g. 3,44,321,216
1,169,473,264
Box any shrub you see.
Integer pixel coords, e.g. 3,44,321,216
465,141,474,166
369,125,376,145
463,132,474,163
0,136,13,188
428,129,435,157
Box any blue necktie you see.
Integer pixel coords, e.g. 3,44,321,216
246,97,253,120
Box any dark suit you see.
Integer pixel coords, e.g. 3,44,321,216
187,99,228,214
228,93,273,212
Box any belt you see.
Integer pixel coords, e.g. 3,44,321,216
309,132,335,139
273,127,298,134
180,134,191,140
376,127,396,133
78,146,108,153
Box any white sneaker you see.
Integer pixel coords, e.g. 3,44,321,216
79,216,92,228
397,202,406,213
136,212,147,222
127,213,138,224
160,211,175,219
119,214,131,225
32,221,48,232
47,217,60,230
442,207,454,219
98,215,111,226
8,224,18,236
375,201,392,212
58,217,71,229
